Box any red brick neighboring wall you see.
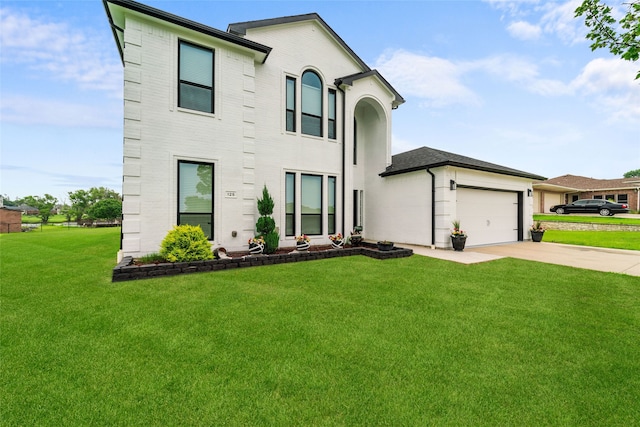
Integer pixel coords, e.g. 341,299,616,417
0,209,22,233
578,191,638,212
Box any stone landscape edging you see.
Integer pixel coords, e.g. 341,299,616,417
112,244,413,282
539,221,640,232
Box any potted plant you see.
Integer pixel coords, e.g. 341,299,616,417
248,236,265,255
450,220,467,251
530,221,546,242
377,240,394,251
329,233,344,249
349,227,363,246
295,235,310,251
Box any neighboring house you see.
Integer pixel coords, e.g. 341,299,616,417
104,0,543,259
533,175,640,214
0,207,22,233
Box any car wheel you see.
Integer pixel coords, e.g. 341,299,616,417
556,208,564,215
599,208,610,216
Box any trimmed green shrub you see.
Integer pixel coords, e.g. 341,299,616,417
160,225,213,263
257,185,275,216
263,231,280,255
256,216,275,235
256,185,279,254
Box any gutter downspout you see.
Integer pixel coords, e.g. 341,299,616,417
426,168,435,247
336,81,346,234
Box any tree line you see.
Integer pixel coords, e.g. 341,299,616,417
2,187,122,224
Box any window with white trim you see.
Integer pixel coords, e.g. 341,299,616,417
178,161,214,239
286,77,296,132
301,174,322,234
178,40,214,113
328,89,336,140
328,176,336,234
285,172,338,236
301,70,323,137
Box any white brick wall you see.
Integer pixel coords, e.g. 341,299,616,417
118,14,399,257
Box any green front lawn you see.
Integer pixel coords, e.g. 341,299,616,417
544,230,640,251
534,214,640,225
2,227,639,425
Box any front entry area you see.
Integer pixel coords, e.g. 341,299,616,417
456,187,522,246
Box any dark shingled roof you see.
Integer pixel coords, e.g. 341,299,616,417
541,174,640,190
380,146,546,180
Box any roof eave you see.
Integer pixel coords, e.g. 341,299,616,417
103,0,272,63
380,161,545,181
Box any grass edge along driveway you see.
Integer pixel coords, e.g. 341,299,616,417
1,227,639,426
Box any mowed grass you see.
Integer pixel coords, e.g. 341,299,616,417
544,230,640,250
534,214,640,225
2,228,640,425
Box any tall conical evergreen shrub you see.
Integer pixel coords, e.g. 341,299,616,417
256,185,279,254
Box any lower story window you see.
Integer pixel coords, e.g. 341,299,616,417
618,194,628,203
301,174,322,235
328,176,336,234
178,161,214,239
286,172,337,236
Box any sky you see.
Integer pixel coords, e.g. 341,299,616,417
1,0,639,202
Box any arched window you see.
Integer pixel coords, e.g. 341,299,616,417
301,70,322,136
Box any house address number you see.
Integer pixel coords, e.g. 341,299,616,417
225,191,237,199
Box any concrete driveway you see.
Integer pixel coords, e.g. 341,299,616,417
402,242,640,277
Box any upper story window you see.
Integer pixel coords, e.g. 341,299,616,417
178,41,214,114
286,77,296,132
328,89,336,140
301,70,323,137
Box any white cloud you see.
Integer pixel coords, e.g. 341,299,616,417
0,8,122,96
485,0,586,44
0,96,121,128
570,58,640,121
375,49,481,108
539,0,585,44
507,21,542,40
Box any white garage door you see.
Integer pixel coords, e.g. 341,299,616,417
457,188,519,246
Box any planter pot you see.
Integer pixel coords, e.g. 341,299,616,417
450,235,467,251
377,241,394,252
350,236,362,247
249,242,264,255
331,240,344,249
531,230,544,242
296,241,310,251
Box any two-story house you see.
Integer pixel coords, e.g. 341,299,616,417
104,0,544,260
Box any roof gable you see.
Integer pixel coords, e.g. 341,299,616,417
229,13,404,108
380,146,545,180
228,13,369,71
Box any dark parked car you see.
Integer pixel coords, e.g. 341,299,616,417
550,199,629,216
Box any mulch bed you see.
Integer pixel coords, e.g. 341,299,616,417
113,243,412,282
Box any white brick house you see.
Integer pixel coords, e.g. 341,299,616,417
104,0,544,259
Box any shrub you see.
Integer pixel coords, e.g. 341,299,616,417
263,231,280,254
160,225,213,263
256,216,276,235
255,185,279,254
257,185,275,216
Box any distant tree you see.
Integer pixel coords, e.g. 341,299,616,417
575,0,640,79
1,195,17,207
88,199,122,222
68,187,121,222
22,194,58,223
624,168,640,177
